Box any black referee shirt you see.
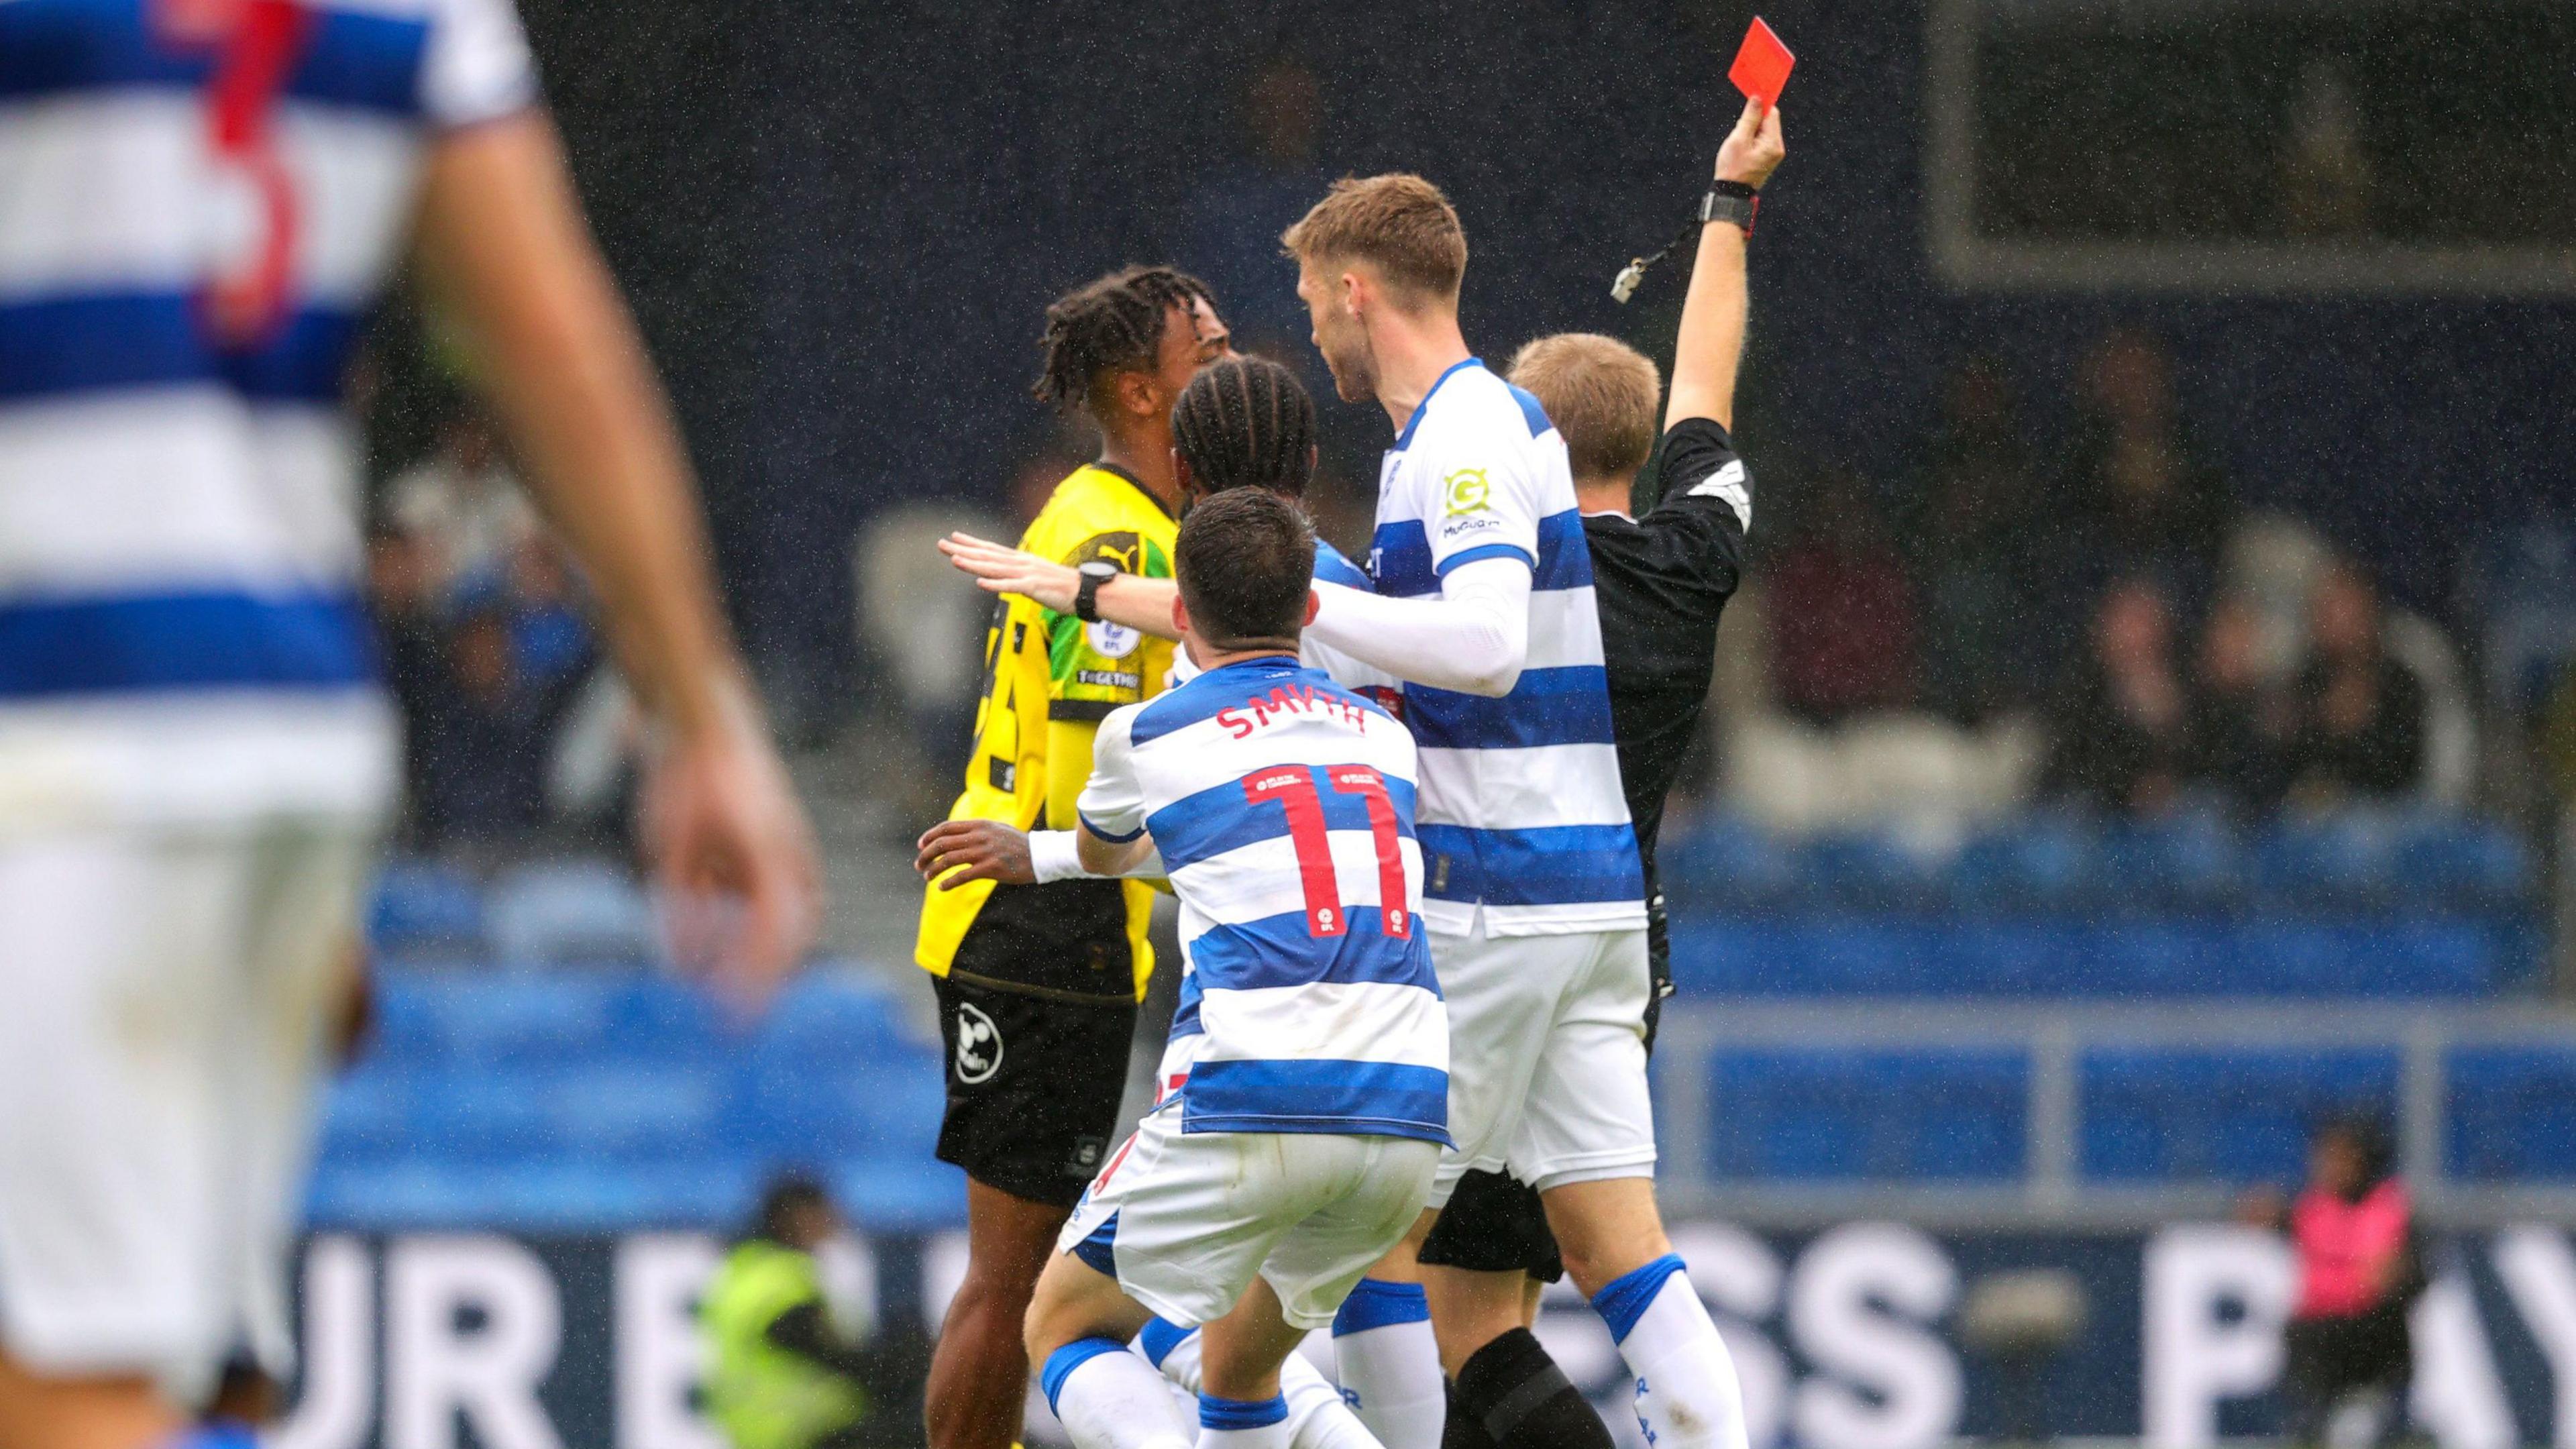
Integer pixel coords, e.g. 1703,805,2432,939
1583,417,1752,989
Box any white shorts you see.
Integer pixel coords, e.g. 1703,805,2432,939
0,820,372,1397
1059,1104,1440,1332
1428,916,1655,1205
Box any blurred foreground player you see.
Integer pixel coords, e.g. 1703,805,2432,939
914,268,1232,1449
1025,488,1448,1449
0,2,819,1445
1417,95,1784,1449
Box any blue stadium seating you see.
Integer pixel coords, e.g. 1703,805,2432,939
312,967,960,1232
2446,1046,2576,1182
1700,1047,2029,1181
2079,1047,2400,1183
1655,812,2539,998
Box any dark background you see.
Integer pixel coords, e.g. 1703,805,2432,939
463,0,2572,720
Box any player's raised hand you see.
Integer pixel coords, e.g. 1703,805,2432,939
644,698,822,1010
940,531,1081,612
1715,96,1786,190
916,820,1038,889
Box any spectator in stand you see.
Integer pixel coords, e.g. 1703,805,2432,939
368,525,451,845
1767,471,1916,722
2190,594,2294,814
2045,330,2233,632
2045,577,2192,814
2541,660,2576,809
387,405,539,592
2284,561,2427,805
1909,356,2045,723
2241,1117,2422,1449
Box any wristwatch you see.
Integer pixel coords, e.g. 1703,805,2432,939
1073,560,1119,623
1701,180,1760,233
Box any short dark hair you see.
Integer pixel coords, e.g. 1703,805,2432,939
753,1172,833,1242
1175,488,1316,648
1173,356,1316,498
1032,265,1216,416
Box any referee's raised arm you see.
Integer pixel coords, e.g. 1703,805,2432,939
1665,98,1785,433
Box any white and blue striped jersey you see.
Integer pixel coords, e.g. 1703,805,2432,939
1079,654,1449,1144
1367,359,1647,936
0,0,537,826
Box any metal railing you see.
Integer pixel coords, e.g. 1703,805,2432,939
1652,998,2576,1231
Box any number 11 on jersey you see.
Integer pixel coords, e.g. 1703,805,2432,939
1240,765,1411,940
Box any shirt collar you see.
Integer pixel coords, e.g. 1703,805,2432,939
1391,357,1483,453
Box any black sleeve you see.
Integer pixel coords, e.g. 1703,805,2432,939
763,1301,873,1379
1630,417,1752,601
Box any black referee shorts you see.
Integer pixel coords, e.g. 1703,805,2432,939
1420,1168,1564,1281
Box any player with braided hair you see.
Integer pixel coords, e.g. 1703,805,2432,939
1170,354,1319,500
916,264,1231,1449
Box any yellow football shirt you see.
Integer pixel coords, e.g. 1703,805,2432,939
914,462,1178,1001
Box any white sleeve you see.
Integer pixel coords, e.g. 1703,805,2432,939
1302,556,1531,698
421,0,541,131
1029,829,1164,882
1073,707,1150,843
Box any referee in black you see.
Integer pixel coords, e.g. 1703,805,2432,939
1414,95,1785,1449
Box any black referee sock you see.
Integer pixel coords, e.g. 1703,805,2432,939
1442,1380,1501,1449
1453,1329,1613,1449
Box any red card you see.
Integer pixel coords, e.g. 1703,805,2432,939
1729,17,1795,109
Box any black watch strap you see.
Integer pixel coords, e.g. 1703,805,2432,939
1701,181,1759,233
1073,561,1117,623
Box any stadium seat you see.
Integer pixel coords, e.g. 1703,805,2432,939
485,859,661,967
2394,818,2534,908
366,859,488,959
2445,1046,2576,1182
1950,819,2094,910
2079,1047,2400,1183
1706,1047,2027,1181
2095,812,2241,909
2250,816,2398,908
1658,814,1799,910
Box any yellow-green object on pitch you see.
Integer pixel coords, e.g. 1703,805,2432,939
700,1240,868,1449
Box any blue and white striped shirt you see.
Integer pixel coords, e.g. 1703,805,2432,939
1080,655,1448,1144
1366,359,1647,936
0,0,537,825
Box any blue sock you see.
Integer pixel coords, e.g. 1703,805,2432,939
1199,1392,1292,1449
1589,1254,1748,1449
1331,1278,1443,1449
166,1429,260,1449
1046,1336,1195,1449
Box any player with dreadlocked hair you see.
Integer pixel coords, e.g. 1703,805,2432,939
1171,354,1318,499
915,264,1230,1449
921,350,1402,1449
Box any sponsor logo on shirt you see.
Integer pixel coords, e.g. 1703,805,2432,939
1443,466,1493,515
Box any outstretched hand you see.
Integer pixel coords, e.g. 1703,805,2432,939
1715,96,1786,190
940,532,1081,613
916,819,1037,889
